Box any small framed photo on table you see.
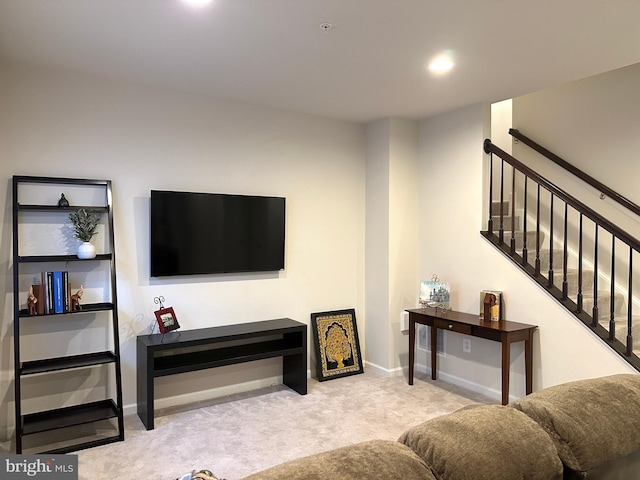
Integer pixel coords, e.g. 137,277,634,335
154,306,180,334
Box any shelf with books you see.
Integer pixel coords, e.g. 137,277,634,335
19,302,115,318
12,175,124,454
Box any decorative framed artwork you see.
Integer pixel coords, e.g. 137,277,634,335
419,275,450,310
154,306,180,334
311,308,364,381
479,290,502,322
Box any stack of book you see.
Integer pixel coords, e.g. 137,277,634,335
31,271,71,315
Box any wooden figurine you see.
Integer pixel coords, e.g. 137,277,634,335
27,286,38,315
483,292,497,322
70,284,84,311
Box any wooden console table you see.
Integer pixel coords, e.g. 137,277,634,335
137,318,307,430
406,308,536,404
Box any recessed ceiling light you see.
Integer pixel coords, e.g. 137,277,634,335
181,0,213,6
428,54,456,74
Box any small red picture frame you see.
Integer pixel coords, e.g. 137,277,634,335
154,306,180,334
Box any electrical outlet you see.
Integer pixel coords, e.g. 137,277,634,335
463,338,471,353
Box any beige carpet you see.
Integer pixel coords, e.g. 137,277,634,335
76,371,492,480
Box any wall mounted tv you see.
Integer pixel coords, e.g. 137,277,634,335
150,190,286,277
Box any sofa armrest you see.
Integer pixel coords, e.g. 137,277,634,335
509,374,640,476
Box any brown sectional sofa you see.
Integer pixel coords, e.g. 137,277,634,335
242,374,640,480
509,373,640,479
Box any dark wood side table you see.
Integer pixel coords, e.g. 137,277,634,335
406,308,537,405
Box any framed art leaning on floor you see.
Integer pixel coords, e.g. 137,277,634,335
311,308,363,381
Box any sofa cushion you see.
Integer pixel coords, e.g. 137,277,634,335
398,404,563,480
508,373,640,474
241,439,436,480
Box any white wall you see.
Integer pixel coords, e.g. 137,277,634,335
364,118,418,374
0,63,366,432
1,59,637,440
387,119,419,371
513,62,640,238
490,99,513,152
364,119,391,370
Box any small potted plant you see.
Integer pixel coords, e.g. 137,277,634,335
68,209,103,259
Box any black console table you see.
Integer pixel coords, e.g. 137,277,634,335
136,318,307,430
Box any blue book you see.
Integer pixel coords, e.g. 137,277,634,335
53,271,64,314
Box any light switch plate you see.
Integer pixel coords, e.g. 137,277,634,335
401,311,409,331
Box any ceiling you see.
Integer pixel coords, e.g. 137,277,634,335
1,0,640,124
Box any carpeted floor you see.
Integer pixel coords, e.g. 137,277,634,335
72,371,492,480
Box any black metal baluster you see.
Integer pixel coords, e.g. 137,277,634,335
499,159,505,243
592,225,599,328
522,176,528,265
562,203,568,298
609,237,616,341
535,184,541,276
577,214,584,313
548,193,554,288
488,152,494,234
510,166,516,254
627,249,633,356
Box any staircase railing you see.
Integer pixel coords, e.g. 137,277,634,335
482,138,640,370
509,129,640,218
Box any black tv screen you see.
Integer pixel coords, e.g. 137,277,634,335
150,190,285,276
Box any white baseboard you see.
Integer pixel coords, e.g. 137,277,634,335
365,361,501,401
364,361,403,377
124,372,312,417
412,363,503,402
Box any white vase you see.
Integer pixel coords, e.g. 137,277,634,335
77,241,96,259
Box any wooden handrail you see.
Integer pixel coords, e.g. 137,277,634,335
509,129,640,218
484,139,640,252
483,137,640,370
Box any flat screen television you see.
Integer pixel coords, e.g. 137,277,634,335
150,190,285,276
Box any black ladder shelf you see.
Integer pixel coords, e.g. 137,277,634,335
12,175,124,453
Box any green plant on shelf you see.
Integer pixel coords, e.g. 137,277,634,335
68,209,103,242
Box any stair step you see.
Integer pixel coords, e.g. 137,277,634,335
491,201,509,215
492,215,521,229
552,269,595,297
500,231,545,251
536,249,566,272
613,316,640,354
581,291,626,320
